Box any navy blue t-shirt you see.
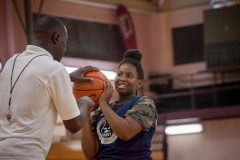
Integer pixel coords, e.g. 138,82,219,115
95,96,156,160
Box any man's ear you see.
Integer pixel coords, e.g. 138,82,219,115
52,33,60,45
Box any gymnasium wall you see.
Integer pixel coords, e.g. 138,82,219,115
0,0,211,82
1,0,152,79
0,0,16,66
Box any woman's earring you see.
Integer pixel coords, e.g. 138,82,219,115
135,90,138,96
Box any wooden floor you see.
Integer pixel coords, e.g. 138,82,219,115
46,141,163,160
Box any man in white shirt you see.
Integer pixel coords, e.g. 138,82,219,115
0,16,96,159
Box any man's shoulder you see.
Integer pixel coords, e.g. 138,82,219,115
42,60,66,76
45,58,64,68
27,53,66,78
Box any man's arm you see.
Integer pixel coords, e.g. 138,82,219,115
63,66,99,133
63,96,95,133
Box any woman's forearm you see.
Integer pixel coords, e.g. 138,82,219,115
81,114,99,160
100,102,142,141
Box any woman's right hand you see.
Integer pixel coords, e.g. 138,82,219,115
99,80,113,106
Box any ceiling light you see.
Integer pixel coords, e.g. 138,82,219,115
65,66,116,80
100,70,116,80
165,124,203,135
166,118,200,124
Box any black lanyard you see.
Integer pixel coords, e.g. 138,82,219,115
7,53,48,122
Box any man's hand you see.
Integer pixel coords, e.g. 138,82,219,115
77,96,95,113
70,66,99,83
62,96,95,133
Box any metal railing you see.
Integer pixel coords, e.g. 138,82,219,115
141,65,240,112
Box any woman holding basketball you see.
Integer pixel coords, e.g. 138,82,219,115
81,49,158,160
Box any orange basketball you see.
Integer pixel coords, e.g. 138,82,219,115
72,70,107,106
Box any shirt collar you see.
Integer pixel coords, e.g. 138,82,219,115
25,45,53,59
111,95,137,109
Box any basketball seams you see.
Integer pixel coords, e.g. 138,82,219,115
84,71,107,81
84,76,106,82
89,77,107,81
73,88,104,91
72,79,105,91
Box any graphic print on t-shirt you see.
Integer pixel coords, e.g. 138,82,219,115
97,117,117,144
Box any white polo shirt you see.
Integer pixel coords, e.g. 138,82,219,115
0,45,80,159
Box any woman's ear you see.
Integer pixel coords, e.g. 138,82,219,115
52,33,59,45
137,79,143,89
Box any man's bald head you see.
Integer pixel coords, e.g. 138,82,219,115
34,16,65,36
33,16,68,62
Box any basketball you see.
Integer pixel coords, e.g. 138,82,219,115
72,70,107,106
